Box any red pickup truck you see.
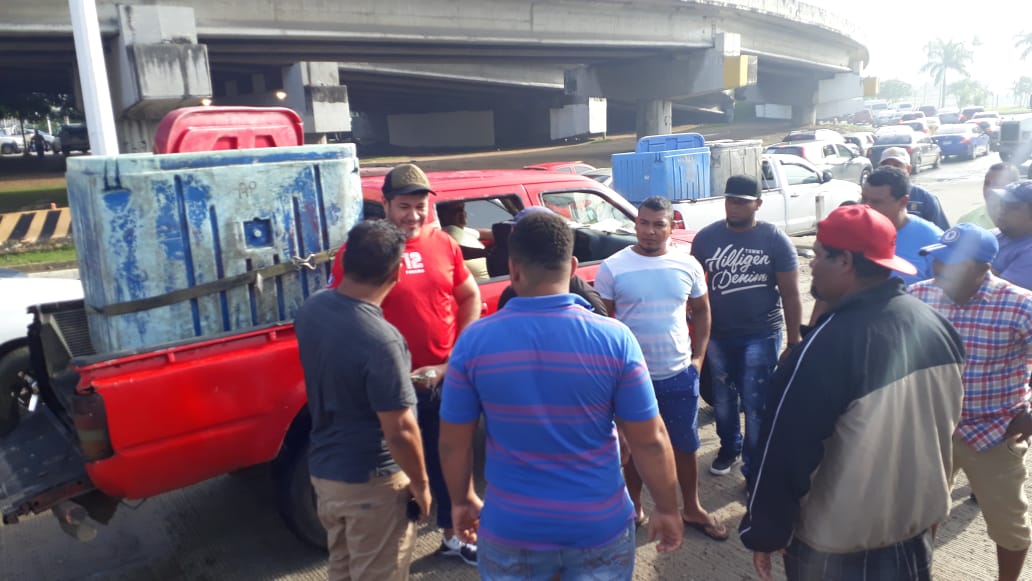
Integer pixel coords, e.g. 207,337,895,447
3,168,693,547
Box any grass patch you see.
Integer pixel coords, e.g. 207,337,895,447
0,246,77,268
0,187,68,213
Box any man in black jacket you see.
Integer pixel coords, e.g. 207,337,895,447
740,204,966,581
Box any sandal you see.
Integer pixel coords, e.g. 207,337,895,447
683,516,730,542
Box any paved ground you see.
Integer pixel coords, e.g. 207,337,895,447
2,143,1027,580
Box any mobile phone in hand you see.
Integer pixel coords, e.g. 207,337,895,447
406,496,422,522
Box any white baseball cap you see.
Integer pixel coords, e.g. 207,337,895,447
879,147,911,167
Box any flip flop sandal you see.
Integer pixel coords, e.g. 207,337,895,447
683,518,730,542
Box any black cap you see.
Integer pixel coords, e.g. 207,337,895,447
382,163,436,199
724,175,761,200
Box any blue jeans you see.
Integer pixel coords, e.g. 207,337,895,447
708,333,780,481
784,531,932,581
478,522,636,581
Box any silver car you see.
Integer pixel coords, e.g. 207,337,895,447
764,140,873,185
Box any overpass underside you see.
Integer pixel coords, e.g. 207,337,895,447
0,1,868,154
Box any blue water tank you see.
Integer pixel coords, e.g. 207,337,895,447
635,132,705,153
66,144,362,353
611,147,711,204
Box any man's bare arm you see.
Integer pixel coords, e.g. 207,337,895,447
688,294,711,369
776,270,803,346
453,274,482,333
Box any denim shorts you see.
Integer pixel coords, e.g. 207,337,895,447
478,522,636,581
653,366,701,454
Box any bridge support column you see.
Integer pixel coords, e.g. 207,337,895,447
636,100,672,138
565,32,755,139
281,62,351,143
107,5,211,152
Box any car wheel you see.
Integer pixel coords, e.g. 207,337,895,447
276,438,327,549
911,157,921,175
968,146,976,160
0,346,30,437
1,144,11,155
62,148,70,156
933,153,940,169
859,168,871,185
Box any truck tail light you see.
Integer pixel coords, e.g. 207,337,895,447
672,210,686,230
72,392,114,461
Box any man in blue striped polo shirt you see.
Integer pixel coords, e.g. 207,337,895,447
438,211,683,580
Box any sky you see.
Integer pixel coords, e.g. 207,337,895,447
805,0,1030,101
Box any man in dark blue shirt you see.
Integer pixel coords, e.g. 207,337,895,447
295,220,430,581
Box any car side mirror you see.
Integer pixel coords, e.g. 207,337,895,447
821,170,833,183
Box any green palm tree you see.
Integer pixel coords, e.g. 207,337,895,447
1017,31,1032,60
1014,76,1032,108
921,39,973,108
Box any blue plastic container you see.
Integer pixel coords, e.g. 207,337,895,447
66,144,362,353
611,147,711,204
635,132,705,153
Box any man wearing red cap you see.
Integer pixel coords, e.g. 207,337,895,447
740,205,965,581
328,163,482,564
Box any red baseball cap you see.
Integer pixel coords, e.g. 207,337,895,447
816,205,917,276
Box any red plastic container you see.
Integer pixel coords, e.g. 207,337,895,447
153,106,304,154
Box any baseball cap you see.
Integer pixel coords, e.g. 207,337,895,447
382,163,436,199
878,147,911,167
724,175,761,200
991,179,1032,205
919,223,999,264
816,204,917,275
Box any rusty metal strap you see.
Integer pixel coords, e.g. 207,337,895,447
87,249,336,317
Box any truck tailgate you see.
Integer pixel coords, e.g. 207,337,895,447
0,403,91,523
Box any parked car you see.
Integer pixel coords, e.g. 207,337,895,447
901,119,932,134
869,130,942,173
900,111,926,122
582,167,613,187
765,140,872,185
896,102,915,112
874,109,898,127
843,131,876,157
970,118,1001,150
938,107,962,124
931,123,992,160
56,124,90,156
960,106,985,122
972,111,1001,121
999,114,1032,163
780,128,845,143
523,161,596,174
0,128,24,155
919,105,938,118
849,109,874,125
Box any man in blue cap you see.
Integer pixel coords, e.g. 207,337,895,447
911,223,1032,581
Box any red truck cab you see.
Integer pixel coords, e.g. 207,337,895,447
3,167,693,547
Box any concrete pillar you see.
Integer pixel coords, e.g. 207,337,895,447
793,103,817,126
636,100,672,139
108,5,212,152
282,62,351,143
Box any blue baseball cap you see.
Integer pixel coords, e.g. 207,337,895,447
919,223,999,264
992,179,1032,205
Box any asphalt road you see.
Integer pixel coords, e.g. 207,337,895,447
5,151,1030,581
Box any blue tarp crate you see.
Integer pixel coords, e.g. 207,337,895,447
611,147,712,204
66,144,362,353
635,132,705,153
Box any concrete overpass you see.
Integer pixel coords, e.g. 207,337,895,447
0,0,869,152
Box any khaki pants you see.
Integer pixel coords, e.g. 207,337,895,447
311,472,417,581
952,434,1032,551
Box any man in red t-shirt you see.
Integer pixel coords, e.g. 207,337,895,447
328,163,482,564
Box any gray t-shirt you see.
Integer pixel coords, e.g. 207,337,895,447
294,290,417,483
690,221,798,338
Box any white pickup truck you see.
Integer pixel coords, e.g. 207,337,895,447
671,153,861,235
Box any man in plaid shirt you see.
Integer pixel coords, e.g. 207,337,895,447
911,223,1032,581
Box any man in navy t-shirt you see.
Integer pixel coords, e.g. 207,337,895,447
691,175,803,485
438,212,683,580
879,146,950,230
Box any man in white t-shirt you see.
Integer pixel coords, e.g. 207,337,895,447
596,195,728,541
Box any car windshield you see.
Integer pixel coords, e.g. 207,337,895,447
936,125,969,135
768,146,805,157
875,133,914,145
540,191,635,233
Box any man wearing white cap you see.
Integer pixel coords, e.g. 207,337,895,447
878,146,950,230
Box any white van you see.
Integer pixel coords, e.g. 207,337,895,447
999,114,1032,164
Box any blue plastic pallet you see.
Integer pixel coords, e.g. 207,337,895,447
66,144,362,353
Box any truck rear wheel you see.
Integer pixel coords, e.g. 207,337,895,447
276,440,327,549
0,346,30,437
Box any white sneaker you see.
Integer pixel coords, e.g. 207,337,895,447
438,535,477,566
